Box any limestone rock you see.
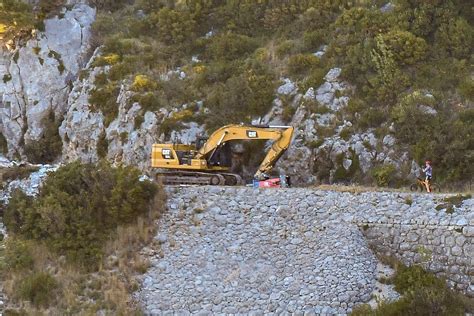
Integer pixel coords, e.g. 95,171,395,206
277,78,297,96
0,4,96,159
59,56,105,164
324,68,342,82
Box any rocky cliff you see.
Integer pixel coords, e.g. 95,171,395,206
0,3,95,158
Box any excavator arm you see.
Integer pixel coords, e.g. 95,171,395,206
195,124,294,179
254,126,294,180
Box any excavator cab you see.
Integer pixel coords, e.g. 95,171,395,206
196,136,208,151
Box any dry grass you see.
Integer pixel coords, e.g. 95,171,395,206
2,186,167,315
0,165,39,182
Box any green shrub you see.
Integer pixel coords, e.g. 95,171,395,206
351,264,474,316
88,0,130,11
339,127,352,141
262,5,299,31
276,40,300,57
207,33,259,61
333,149,360,183
2,74,12,83
24,110,62,164
0,132,7,154
371,164,397,187
357,108,386,129
4,162,158,270
89,83,120,127
287,54,320,76
204,66,276,129
379,30,428,66
435,18,473,59
441,194,472,208
119,131,128,143
0,0,35,42
393,265,444,294
96,131,108,159
17,272,58,308
130,92,160,112
159,118,184,137
298,5,343,32
281,105,296,123
134,115,144,129
145,7,196,45
36,0,65,19
303,30,325,51
306,99,331,114
3,239,34,271
300,67,327,92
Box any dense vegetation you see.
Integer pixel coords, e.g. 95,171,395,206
88,0,473,185
352,263,474,315
4,161,157,268
1,161,165,313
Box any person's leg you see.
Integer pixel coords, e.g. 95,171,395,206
425,176,431,192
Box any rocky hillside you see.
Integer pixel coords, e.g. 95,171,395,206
0,0,473,187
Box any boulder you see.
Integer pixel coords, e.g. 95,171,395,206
277,78,297,96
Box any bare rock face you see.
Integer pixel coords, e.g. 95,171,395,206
60,65,164,171
0,4,96,159
59,52,105,164
60,50,208,171
104,86,162,171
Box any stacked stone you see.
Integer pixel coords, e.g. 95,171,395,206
137,187,473,314
358,194,473,296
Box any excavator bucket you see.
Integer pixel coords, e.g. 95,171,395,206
253,175,291,188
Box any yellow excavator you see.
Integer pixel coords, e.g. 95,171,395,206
151,124,294,185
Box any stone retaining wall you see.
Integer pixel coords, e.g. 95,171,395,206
362,222,473,296
137,186,473,314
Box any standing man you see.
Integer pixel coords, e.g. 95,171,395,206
422,160,433,192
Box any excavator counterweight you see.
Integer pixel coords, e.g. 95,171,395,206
151,124,294,186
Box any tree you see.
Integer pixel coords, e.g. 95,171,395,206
435,18,473,59
24,110,63,164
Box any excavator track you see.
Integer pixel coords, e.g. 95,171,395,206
156,171,244,186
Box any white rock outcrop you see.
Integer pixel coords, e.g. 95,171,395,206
0,4,96,158
59,58,105,164
60,68,164,170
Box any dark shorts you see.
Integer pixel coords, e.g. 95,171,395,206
425,176,432,181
